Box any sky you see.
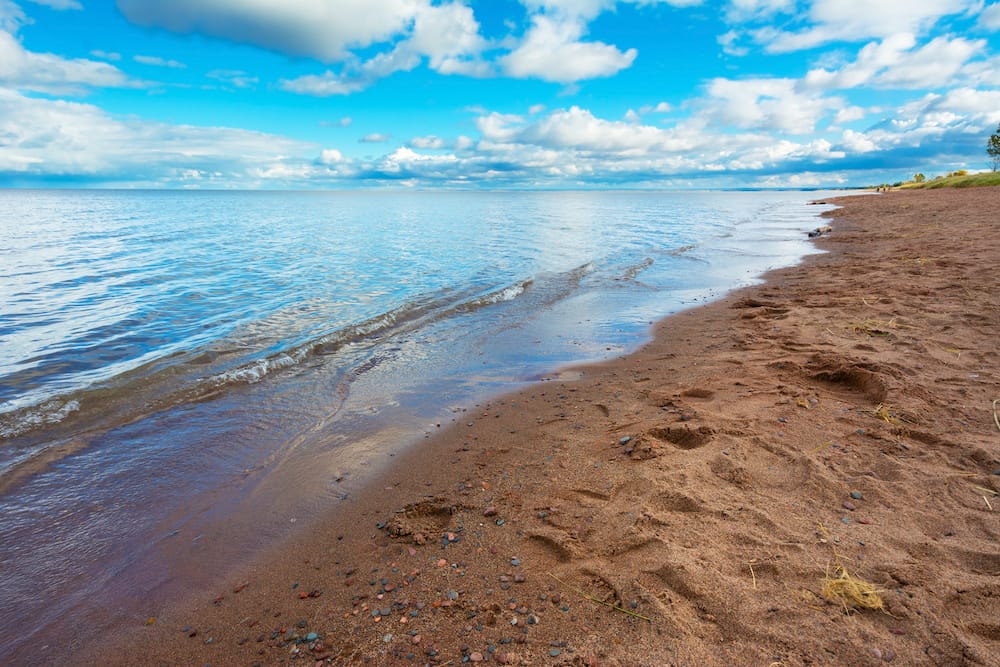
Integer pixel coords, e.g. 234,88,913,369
1,0,998,189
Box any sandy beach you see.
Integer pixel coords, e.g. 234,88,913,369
81,187,1000,666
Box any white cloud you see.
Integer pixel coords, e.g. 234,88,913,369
724,0,793,22
0,1,26,33
834,105,866,123
116,0,420,62
980,3,1000,30
90,49,121,61
0,29,137,94
839,129,878,153
26,0,81,9
500,14,636,82
639,101,672,113
360,133,391,143
134,54,186,68
206,69,258,88
0,88,316,183
319,148,345,164
704,77,840,134
410,135,446,149
757,0,977,52
804,33,984,90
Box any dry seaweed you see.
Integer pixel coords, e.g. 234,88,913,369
821,565,885,613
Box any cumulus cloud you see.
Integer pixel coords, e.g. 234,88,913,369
410,135,446,149
116,0,418,62
500,14,636,82
0,88,317,184
0,29,138,94
980,3,1000,30
703,77,841,134
804,34,985,90
752,0,977,52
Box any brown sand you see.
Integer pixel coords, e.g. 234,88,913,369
86,188,999,666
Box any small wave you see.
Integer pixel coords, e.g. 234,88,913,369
203,277,539,390
0,400,80,439
454,279,532,311
619,258,654,281
667,244,696,256
210,354,297,385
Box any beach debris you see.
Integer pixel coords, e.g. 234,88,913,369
547,573,651,622
808,225,833,238
872,404,901,425
821,565,884,613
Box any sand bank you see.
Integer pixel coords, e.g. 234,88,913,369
84,187,1000,666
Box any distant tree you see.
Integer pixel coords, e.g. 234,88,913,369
988,123,1000,172
913,173,925,183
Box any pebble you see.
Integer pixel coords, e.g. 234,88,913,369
305,632,318,642
470,652,484,662
483,507,498,517
619,436,631,445
510,558,520,567
843,501,857,511
447,590,460,600
883,648,897,662
850,490,863,500
841,517,851,524
549,648,562,657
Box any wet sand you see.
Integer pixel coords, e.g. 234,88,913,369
81,187,999,666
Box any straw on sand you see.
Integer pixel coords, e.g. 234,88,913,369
822,565,885,613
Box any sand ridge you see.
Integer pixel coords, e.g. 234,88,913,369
83,188,1000,666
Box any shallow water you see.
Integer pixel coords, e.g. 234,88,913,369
0,189,835,661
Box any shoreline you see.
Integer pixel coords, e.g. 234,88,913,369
73,187,1000,666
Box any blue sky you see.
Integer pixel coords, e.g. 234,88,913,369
1,0,998,188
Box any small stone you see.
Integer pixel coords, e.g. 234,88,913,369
619,436,631,445
447,590,460,600
843,501,857,511
483,507,498,517
841,517,851,524
514,574,525,583
549,648,562,657
883,648,896,662
412,634,422,644
510,558,520,567
850,491,863,500
305,632,319,642
470,652,484,662
868,647,882,660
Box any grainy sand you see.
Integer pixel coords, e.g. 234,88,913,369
84,187,1000,666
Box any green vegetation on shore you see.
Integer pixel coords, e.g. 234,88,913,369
898,171,1000,189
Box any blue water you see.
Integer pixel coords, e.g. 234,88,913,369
0,189,835,662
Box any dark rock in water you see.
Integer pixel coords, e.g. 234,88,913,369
808,225,833,238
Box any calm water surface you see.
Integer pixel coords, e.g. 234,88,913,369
0,189,836,661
